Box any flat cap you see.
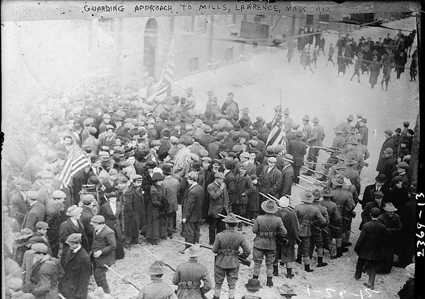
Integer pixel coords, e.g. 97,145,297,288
52,190,66,199
214,172,225,179
384,130,393,136
91,215,105,223
35,222,49,229
66,233,82,244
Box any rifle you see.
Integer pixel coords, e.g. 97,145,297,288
104,264,141,291
174,240,251,267
218,213,253,226
144,248,176,272
312,146,335,153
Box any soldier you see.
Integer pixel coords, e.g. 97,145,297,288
172,244,212,299
212,213,251,299
331,175,355,256
288,132,307,184
334,115,353,139
304,116,325,176
138,261,177,299
309,190,330,267
301,115,312,142
252,200,287,287
273,196,300,279
319,186,340,259
295,191,326,272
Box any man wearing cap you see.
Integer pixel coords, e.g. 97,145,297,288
10,178,32,226
29,222,52,255
59,233,91,299
341,158,361,194
354,207,386,289
36,172,54,207
80,194,97,251
288,132,306,184
232,164,254,231
72,164,91,206
22,191,46,232
397,263,415,299
396,162,410,190
221,92,239,119
91,215,116,294
238,152,256,176
295,191,326,272
378,148,394,183
59,205,90,253
304,116,325,176
25,243,61,299
309,190,330,267
334,115,353,138
138,261,177,299
361,174,389,209
360,191,385,231
207,172,230,245
357,118,369,146
279,154,294,197
173,244,212,299
282,108,292,134
211,213,250,299
174,138,192,178
376,130,395,172
6,278,35,299
98,125,117,150
377,203,402,274
252,200,287,286
258,157,282,214
123,175,146,246
273,196,300,279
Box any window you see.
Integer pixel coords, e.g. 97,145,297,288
98,18,114,32
184,16,194,32
227,14,236,25
306,15,314,25
196,16,207,31
188,57,199,71
318,14,330,23
224,48,233,60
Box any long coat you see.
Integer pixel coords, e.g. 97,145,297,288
22,202,46,232
280,164,294,197
376,137,395,171
124,185,146,238
233,174,254,205
80,205,95,252
172,259,212,299
163,176,180,213
59,219,90,253
183,184,204,223
288,139,307,166
92,224,116,267
59,246,91,299
145,184,168,240
207,181,230,218
45,200,63,247
27,256,61,299
258,166,282,198
100,201,125,259
354,219,386,261
274,208,300,262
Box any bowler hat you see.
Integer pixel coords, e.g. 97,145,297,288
152,172,164,182
300,190,314,203
185,244,203,257
223,213,241,223
148,260,167,275
375,174,387,183
383,202,397,212
66,233,82,244
245,278,262,292
162,164,173,175
261,200,278,213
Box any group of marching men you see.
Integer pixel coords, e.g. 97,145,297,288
3,85,417,298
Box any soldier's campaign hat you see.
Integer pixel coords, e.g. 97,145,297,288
261,200,279,213
279,284,297,298
223,213,241,223
375,174,387,183
91,215,105,224
300,190,314,203
35,222,49,229
331,176,345,187
32,243,48,254
384,202,397,212
312,116,319,123
278,196,289,208
283,108,290,115
214,172,225,179
66,205,83,217
322,186,334,197
312,189,322,200
52,190,66,199
66,233,82,244
245,278,262,292
302,115,310,121
147,260,167,275
185,244,203,257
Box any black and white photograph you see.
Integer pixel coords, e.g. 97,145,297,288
2,1,423,298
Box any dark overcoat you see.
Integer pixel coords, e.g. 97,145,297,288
354,219,386,260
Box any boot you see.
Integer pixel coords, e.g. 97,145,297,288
317,257,328,267
286,268,294,279
342,241,352,247
342,247,349,253
266,277,273,287
318,175,327,182
296,255,302,264
273,265,279,276
336,247,343,258
304,264,314,272
303,169,314,176
252,275,259,280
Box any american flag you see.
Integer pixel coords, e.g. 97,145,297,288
266,112,286,149
146,38,175,104
58,144,90,188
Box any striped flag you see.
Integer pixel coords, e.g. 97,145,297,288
266,112,286,149
146,38,175,104
58,145,90,188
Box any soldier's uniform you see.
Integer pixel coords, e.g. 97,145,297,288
305,117,325,175
309,190,330,267
331,176,356,256
252,200,287,287
295,191,326,272
172,245,212,299
138,261,177,299
320,187,341,258
211,214,251,299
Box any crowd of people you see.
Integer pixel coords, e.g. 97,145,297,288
293,24,418,90
3,29,419,299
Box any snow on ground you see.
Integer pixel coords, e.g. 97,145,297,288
103,16,419,299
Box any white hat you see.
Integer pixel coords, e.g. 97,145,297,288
278,196,289,208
